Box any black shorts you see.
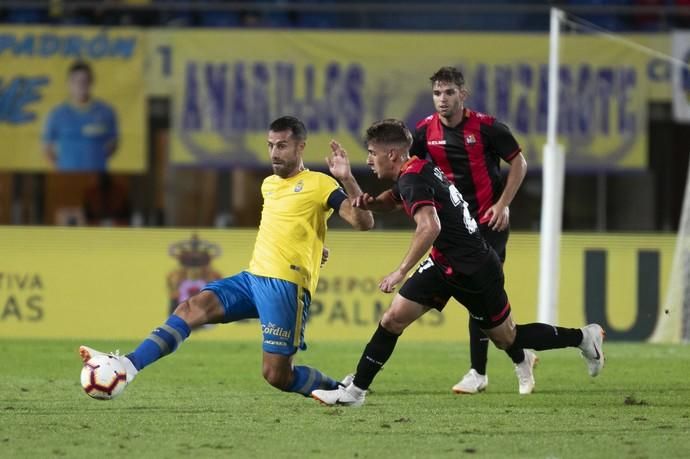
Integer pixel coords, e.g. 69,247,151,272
398,250,511,329
480,224,509,263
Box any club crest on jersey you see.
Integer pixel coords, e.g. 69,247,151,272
465,134,476,145
433,167,446,183
294,180,304,192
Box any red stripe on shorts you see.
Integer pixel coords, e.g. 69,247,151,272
490,302,511,323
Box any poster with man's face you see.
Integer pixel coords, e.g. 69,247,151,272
0,26,146,173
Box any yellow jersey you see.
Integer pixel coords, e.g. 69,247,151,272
248,169,341,294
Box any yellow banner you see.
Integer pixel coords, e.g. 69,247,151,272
635,34,672,102
0,227,675,342
155,30,653,170
0,26,146,172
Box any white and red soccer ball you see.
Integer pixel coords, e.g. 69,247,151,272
80,355,127,400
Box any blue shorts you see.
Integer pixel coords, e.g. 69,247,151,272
202,271,310,355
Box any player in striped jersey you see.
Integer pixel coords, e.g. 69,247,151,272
411,67,533,394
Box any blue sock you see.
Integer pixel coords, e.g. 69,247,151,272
287,366,338,396
126,315,191,371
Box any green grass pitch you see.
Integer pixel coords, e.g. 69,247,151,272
1,339,689,458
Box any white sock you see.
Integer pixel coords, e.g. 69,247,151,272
122,356,139,380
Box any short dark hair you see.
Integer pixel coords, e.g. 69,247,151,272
269,116,307,142
68,60,94,82
365,119,413,149
430,66,465,88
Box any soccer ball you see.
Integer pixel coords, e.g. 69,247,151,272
80,355,128,400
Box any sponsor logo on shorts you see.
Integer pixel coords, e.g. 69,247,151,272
418,257,434,273
262,322,292,339
263,340,287,347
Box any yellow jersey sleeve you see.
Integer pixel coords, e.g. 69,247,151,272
247,170,341,294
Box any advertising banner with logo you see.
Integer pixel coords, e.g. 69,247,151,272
0,26,146,172
0,227,674,342
149,30,650,170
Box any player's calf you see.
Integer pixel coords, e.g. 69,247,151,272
125,315,192,371
263,352,338,395
284,366,339,396
482,315,518,350
262,359,293,390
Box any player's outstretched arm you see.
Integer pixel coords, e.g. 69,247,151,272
353,189,402,213
338,198,374,231
326,139,374,230
326,140,364,197
379,205,441,293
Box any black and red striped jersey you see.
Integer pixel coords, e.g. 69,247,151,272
410,109,521,225
392,156,491,275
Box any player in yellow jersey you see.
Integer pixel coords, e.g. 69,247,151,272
79,116,374,398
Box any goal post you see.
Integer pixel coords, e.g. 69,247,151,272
537,7,566,325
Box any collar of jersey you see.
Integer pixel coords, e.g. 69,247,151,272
279,168,310,181
67,98,95,112
439,107,469,130
398,156,422,177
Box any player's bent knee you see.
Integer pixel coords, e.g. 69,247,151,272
491,335,515,350
174,291,224,327
492,339,508,350
380,311,406,335
172,300,193,320
262,364,291,390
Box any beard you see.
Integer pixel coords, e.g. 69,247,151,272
272,157,299,178
438,101,461,120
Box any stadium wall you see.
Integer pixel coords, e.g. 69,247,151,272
0,227,674,342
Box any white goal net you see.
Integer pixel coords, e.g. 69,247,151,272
652,159,690,343
544,8,689,342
